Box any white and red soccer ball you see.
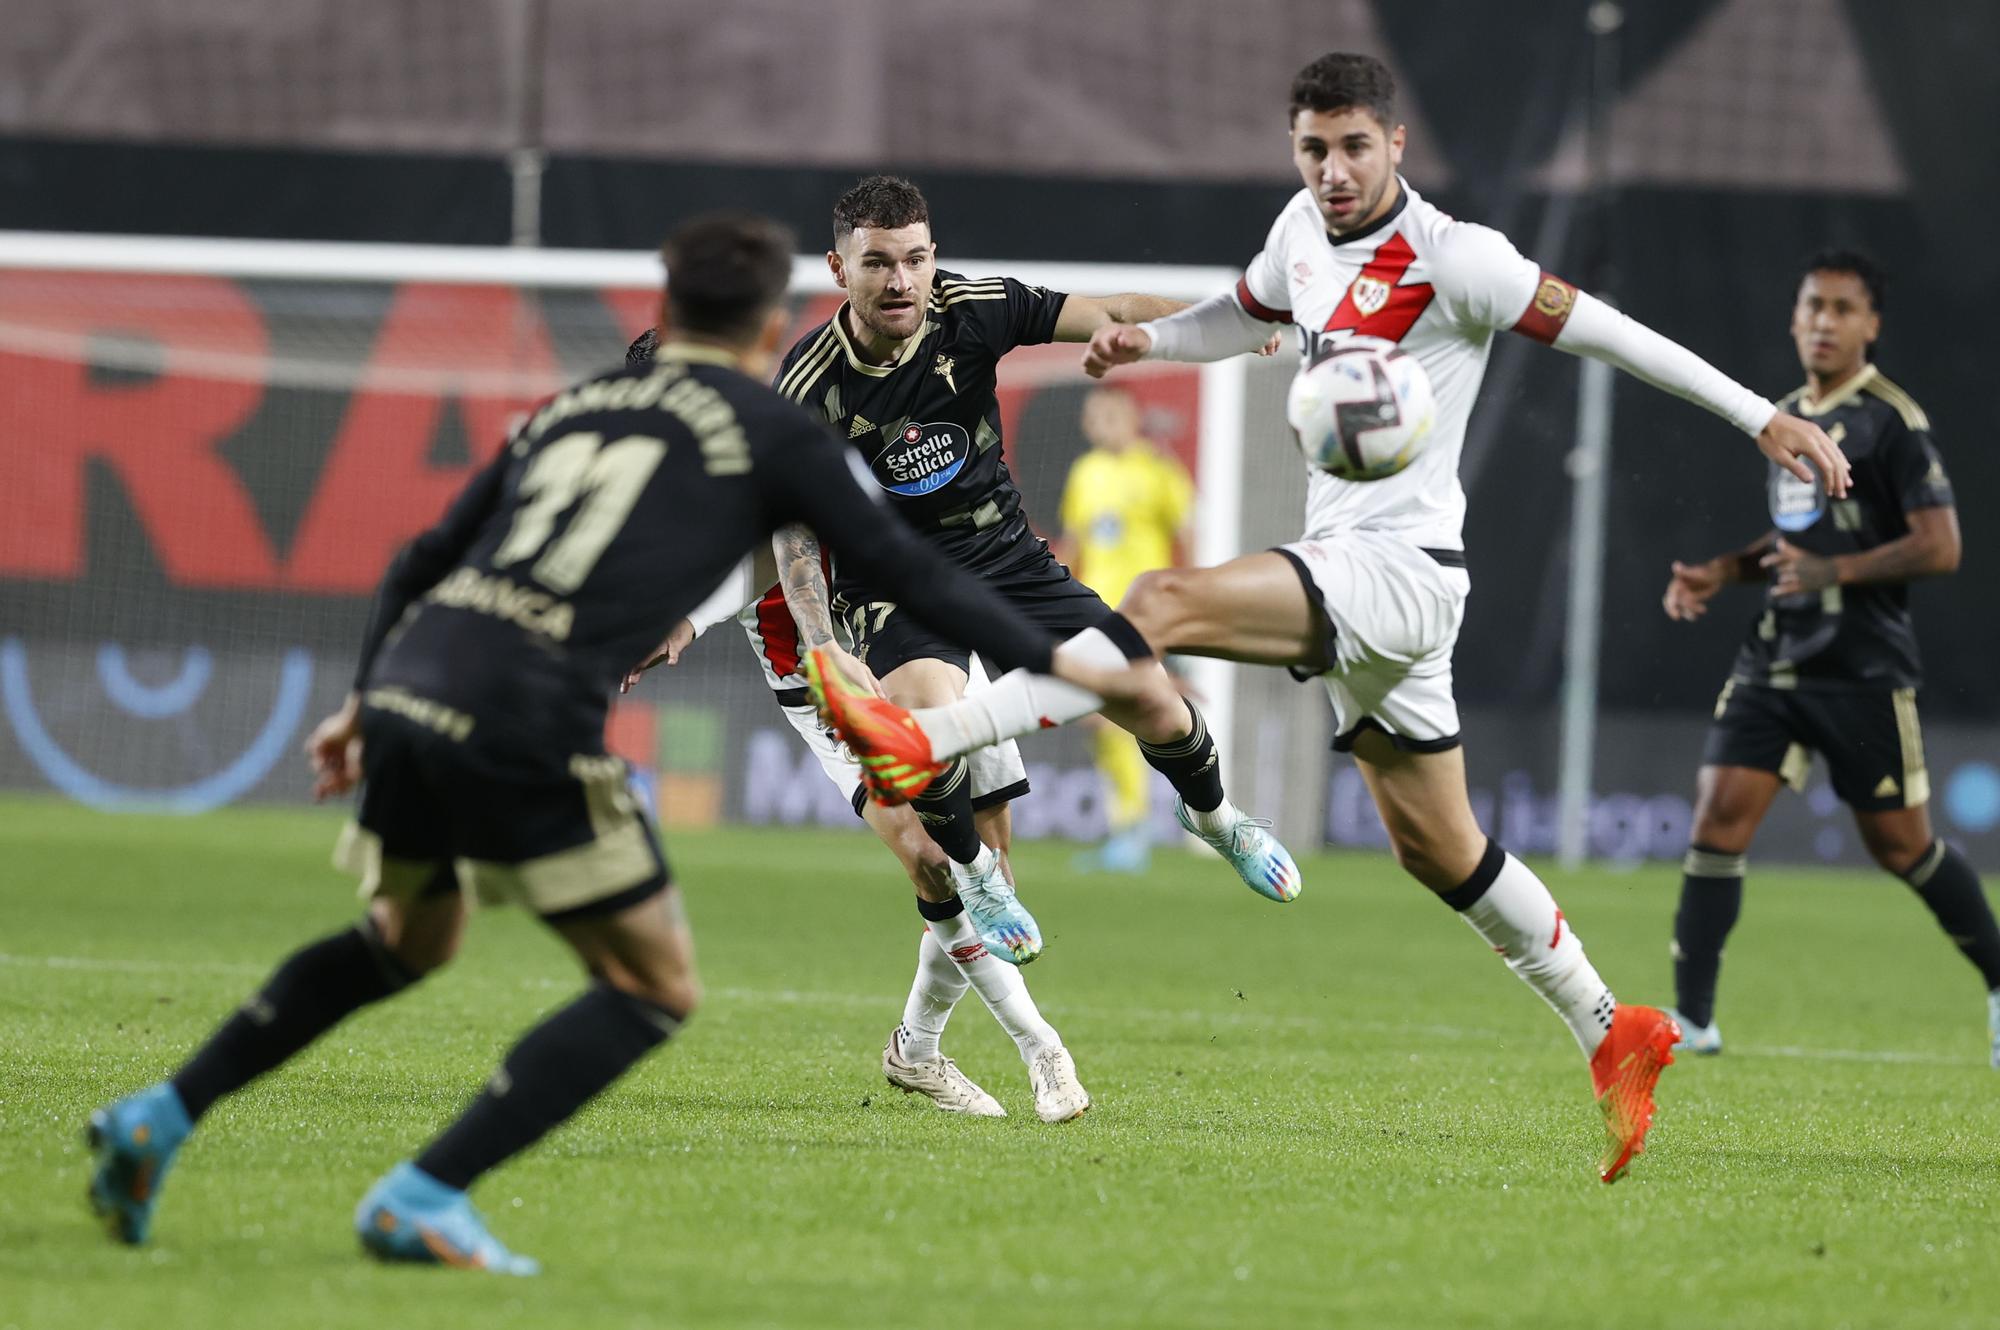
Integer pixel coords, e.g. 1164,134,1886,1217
1286,338,1436,481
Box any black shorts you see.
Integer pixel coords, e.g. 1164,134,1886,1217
1701,680,1929,812
334,696,670,922
836,541,1117,678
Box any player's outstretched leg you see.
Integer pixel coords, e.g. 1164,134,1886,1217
86,903,444,1245
359,888,695,1275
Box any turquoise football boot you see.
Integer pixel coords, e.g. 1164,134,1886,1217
86,1082,193,1244
952,852,1042,966
1176,800,1302,903
356,1162,539,1275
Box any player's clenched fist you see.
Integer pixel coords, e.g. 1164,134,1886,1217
1082,325,1153,379
1757,414,1851,497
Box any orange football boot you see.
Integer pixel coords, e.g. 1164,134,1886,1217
1590,1004,1680,1183
803,647,945,805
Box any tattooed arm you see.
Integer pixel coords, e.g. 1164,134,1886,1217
773,523,883,695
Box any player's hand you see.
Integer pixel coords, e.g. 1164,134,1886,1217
1662,558,1726,621
1082,325,1153,379
621,618,698,693
1257,330,1285,357
305,693,363,800
1757,414,1850,497
1760,538,1840,598
819,643,883,698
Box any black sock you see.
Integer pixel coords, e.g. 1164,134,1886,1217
1672,845,1745,1030
916,894,966,922
1139,699,1225,813
414,982,685,1191
910,758,983,863
170,919,418,1121
1902,841,2000,991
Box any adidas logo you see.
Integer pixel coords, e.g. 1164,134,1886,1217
848,415,875,438
1873,775,1899,798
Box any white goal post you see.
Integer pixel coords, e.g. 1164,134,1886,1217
0,230,1280,827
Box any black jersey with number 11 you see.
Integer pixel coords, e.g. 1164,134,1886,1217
772,271,1068,597
353,347,1059,753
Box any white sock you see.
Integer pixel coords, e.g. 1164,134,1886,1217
1452,850,1616,1056
927,909,1061,1063
950,842,1001,884
897,928,968,1062
1183,797,1242,837
912,627,1127,760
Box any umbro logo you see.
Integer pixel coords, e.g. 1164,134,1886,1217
849,414,875,438
1874,775,1899,798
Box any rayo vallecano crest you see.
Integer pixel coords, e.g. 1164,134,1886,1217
1350,275,1391,318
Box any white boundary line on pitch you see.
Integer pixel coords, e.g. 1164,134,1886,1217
0,952,1977,1067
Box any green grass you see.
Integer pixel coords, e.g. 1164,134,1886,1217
2,797,1996,1329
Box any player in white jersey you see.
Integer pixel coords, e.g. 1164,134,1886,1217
807,51,1852,1182
625,547,1090,1123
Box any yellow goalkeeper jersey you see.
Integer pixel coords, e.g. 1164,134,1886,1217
1059,442,1194,606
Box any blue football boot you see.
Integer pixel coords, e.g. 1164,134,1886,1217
355,1162,539,1275
951,851,1042,966
1176,800,1302,903
86,1082,193,1244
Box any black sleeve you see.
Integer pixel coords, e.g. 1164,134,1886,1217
765,426,1058,675
352,447,511,688
956,275,1068,354
1881,418,1954,513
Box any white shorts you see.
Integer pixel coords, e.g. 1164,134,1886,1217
1276,530,1471,753
774,658,1030,816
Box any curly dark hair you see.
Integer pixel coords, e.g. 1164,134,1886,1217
832,174,930,244
1289,52,1396,128
1800,248,1886,314
659,212,795,339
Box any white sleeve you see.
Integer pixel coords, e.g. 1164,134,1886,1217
1555,291,1778,437
685,555,758,637
1137,287,1281,363
1433,222,1543,333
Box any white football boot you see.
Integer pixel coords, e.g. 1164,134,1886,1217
1028,1046,1091,1123
1987,989,1999,1070
881,1029,1005,1117
1665,1007,1723,1056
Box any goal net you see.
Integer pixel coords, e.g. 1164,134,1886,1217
0,232,1331,845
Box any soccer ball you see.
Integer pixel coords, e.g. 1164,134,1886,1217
1286,339,1436,481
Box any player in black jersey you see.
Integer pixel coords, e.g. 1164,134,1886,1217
82,214,1144,1271
1661,250,2000,1065
772,177,1301,964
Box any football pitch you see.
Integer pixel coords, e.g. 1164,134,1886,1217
3,799,1996,1329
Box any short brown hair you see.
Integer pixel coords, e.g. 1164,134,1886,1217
832,175,930,244
660,212,795,339
1290,52,1396,128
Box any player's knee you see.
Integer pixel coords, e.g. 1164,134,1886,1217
602,956,702,1019
368,893,463,976
1118,569,1188,648
1688,799,1758,855
1857,822,1929,876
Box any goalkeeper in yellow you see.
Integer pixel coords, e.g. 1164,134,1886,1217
1055,388,1195,872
